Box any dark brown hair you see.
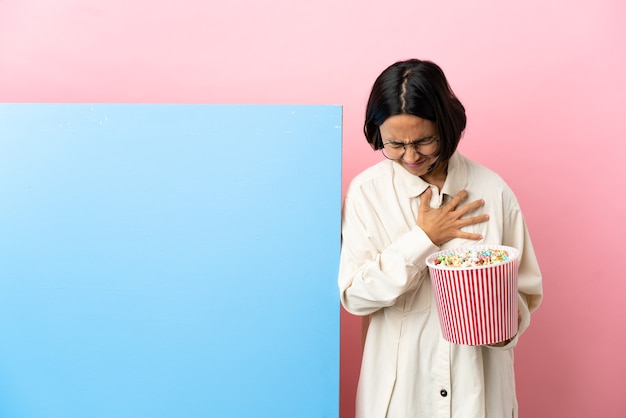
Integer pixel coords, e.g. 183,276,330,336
364,59,467,165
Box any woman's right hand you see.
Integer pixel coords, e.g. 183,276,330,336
417,188,489,246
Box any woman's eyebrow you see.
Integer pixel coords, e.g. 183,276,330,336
386,135,436,143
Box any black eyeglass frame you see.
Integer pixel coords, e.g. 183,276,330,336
381,136,440,160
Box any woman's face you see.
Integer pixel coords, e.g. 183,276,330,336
379,114,441,178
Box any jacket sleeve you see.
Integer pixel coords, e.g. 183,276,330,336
506,207,543,333
338,191,438,316
489,199,543,350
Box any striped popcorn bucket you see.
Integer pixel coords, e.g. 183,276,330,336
426,245,520,345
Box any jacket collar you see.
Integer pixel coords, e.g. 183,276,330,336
392,151,468,198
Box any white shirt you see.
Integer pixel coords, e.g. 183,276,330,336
338,152,543,418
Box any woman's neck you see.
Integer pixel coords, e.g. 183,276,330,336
420,160,448,189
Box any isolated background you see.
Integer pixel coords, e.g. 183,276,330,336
1,1,625,417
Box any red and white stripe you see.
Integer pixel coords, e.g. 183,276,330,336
430,258,519,345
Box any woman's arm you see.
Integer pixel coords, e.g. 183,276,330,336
338,193,438,316
487,203,543,350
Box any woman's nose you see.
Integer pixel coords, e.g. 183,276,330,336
402,146,420,163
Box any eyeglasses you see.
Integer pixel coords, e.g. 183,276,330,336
381,136,439,160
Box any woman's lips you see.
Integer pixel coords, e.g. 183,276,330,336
403,160,427,169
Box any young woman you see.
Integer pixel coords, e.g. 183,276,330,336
338,59,543,418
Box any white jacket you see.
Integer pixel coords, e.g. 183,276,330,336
338,152,543,418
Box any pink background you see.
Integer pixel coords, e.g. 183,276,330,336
1,1,625,417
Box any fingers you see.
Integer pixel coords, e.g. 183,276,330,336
443,190,483,216
441,190,473,215
456,213,490,228
456,231,484,241
446,190,469,209
455,198,486,217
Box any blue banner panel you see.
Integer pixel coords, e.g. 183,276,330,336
0,104,341,418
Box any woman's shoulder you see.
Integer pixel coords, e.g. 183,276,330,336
457,153,519,203
347,160,394,191
459,153,510,187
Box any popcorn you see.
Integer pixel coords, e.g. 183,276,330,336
433,247,510,268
